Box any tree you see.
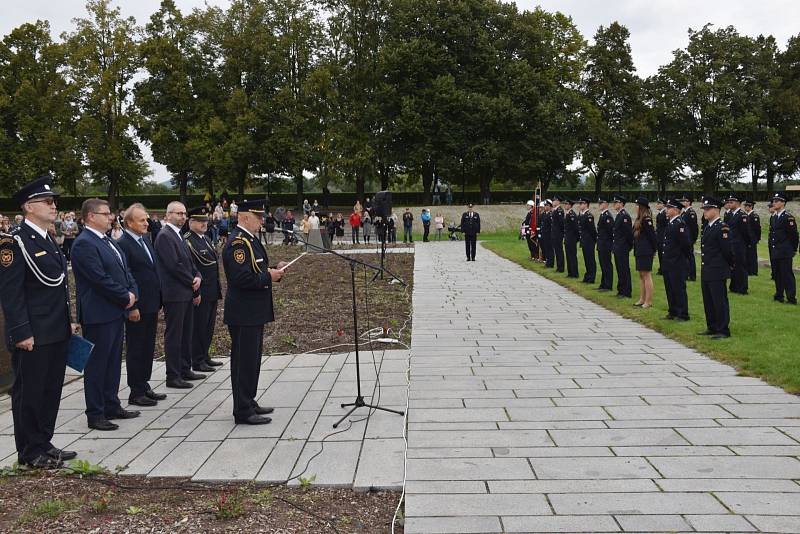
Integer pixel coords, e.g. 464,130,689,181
65,0,148,208
0,21,82,194
580,22,641,196
770,34,800,192
135,0,206,204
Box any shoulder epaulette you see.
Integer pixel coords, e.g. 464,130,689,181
183,231,191,238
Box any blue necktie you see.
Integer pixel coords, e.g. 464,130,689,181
138,236,153,263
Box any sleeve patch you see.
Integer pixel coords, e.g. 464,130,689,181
0,249,13,267
233,248,246,264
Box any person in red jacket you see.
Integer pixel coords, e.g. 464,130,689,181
349,210,361,244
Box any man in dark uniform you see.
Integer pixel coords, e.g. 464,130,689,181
578,198,597,283
612,195,633,298
564,199,580,278
540,200,553,266
461,204,481,261
596,196,614,291
522,200,538,261
155,201,204,389
0,176,77,468
185,207,224,373
768,200,776,281
769,193,799,304
699,196,734,338
681,195,699,281
743,200,761,276
223,200,284,424
723,193,751,295
661,198,692,321
655,198,668,275
550,195,565,272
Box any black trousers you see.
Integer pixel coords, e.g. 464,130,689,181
729,243,749,294
352,227,360,244
83,318,124,419
228,324,264,420
746,244,759,275
552,236,565,272
663,264,689,320
11,340,68,463
656,247,664,274
565,239,579,277
192,298,219,368
542,236,554,267
125,311,158,399
465,234,477,260
702,278,730,336
614,248,632,297
773,256,797,302
687,243,697,280
526,235,538,259
423,221,430,242
163,300,193,381
598,244,613,289
582,242,596,283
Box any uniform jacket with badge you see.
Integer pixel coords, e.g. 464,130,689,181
71,227,139,325
154,225,200,302
460,211,481,235
550,206,565,239
701,219,734,281
578,211,597,246
117,231,161,315
682,208,699,243
746,211,761,244
223,226,274,326
723,209,751,246
185,231,222,300
612,210,634,253
769,211,799,260
633,216,658,257
564,210,580,244
0,224,71,349
662,216,692,267
656,209,668,251
597,210,614,249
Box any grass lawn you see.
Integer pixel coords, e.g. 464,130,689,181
482,231,800,394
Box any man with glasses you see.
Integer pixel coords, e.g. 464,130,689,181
155,201,203,389
0,176,78,467
72,198,140,431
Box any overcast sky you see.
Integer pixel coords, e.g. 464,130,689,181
3,0,799,182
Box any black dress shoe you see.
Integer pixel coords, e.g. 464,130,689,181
663,315,676,320
253,405,274,415
88,419,119,431
194,363,216,373
145,390,167,401
698,330,714,336
46,447,77,461
235,414,272,425
106,408,141,420
774,295,785,303
26,455,64,469
711,333,731,339
166,379,193,389
182,371,206,381
788,300,798,305
597,288,610,292
675,317,690,322
206,359,223,367
129,395,157,407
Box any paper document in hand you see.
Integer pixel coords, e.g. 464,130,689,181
279,252,307,271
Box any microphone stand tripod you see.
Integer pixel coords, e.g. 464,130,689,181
285,229,406,428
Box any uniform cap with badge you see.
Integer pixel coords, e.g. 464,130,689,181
666,198,683,209
772,192,788,203
635,196,649,208
701,196,723,210
613,194,626,204
13,175,59,205
188,206,210,221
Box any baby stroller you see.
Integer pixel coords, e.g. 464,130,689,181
448,223,462,241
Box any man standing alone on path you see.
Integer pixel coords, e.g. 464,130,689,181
612,195,633,298
768,193,798,304
461,203,481,261
699,196,733,338
578,198,597,283
155,201,203,389
550,195,565,272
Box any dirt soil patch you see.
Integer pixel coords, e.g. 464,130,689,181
0,471,402,533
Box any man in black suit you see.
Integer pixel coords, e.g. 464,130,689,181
550,195,565,272
596,197,614,291
72,198,140,431
661,199,692,321
223,200,285,424
681,195,699,281
117,203,167,407
577,198,597,283
723,193,751,295
185,207,223,373
769,193,799,304
564,199,580,278
155,201,203,389
655,198,668,275
0,176,77,468
743,200,761,276
612,195,633,298
460,204,481,261
699,196,734,338
540,200,553,266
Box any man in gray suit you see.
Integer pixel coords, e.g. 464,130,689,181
154,201,203,389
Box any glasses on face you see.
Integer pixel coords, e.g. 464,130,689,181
29,198,56,206
92,211,113,217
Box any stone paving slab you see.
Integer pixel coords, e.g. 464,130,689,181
405,241,800,533
0,349,408,491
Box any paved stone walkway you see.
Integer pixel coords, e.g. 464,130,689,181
405,241,800,534
0,349,408,489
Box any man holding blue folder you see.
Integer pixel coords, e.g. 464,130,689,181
0,176,77,468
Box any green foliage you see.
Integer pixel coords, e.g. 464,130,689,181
29,499,68,520
60,459,109,478
214,489,246,520
126,505,144,515
89,491,112,513
298,473,316,490
252,489,274,508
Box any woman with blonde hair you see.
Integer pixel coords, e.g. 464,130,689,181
633,196,658,308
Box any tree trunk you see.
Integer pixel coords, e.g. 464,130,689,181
236,167,246,197
178,170,189,205
295,173,304,210
421,161,434,205
108,172,119,211
751,164,759,196
702,169,716,195
206,171,215,200
479,174,491,205
355,170,365,203
594,169,605,197
379,164,389,191
766,164,775,196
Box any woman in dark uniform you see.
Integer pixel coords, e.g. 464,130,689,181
633,196,658,308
